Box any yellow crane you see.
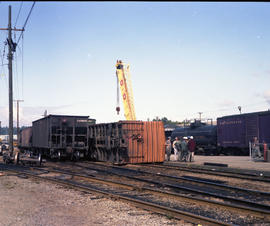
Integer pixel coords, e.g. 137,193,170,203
115,60,136,120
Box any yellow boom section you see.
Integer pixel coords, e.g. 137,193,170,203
116,60,136,120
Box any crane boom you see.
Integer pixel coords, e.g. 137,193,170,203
115,60,136,120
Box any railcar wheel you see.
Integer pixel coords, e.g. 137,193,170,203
75,151,80,161
115,150,120,164
14,152,20,165
69,152,74,161
38,153,42,166
91,150,98,161
3,155,7,164
58,151,61,160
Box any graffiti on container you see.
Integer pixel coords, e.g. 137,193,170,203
219,120,242,125
77,119,88,123
128,134,144,142
223,141,240,144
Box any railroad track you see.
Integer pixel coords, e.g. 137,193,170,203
64,162,270,208
0,163,231,226
52,162,270,222
150,162,270,183
1,162,270,225
86,162,270,196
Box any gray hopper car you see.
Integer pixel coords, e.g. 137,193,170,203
19,115,96,160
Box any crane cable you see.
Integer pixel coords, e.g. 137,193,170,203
116,72,120,114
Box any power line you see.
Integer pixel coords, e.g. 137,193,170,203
14,2,23,28
1,42,7,66
0,49,4,70
1,42,8,87
21,33,24,99
0,47,7,99
13,30,21,100
14,46,20,100
17,1,35,45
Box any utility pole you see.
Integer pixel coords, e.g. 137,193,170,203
14,100,24,142
238,106,242,114
198,112,203,121
0,5,24,159
8,5,14,156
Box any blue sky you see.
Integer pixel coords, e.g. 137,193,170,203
0,2,270,126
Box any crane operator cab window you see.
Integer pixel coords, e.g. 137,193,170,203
116,60,124,69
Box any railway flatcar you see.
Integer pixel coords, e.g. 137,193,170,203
88,121,165,164
19,115,96,160
217,110,270,155
171,120,217,155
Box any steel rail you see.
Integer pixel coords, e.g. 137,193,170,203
0,165,230,226
152,163,270,182
106,163,270,197
43,166,270,219
56,162,270,212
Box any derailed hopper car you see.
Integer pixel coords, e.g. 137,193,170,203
88,121,165,164
30,115,95,160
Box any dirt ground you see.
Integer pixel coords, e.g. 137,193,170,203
0,171,188,226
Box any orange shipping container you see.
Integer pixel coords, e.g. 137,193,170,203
88,121,165,164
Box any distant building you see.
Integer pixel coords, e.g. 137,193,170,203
0,135,17,142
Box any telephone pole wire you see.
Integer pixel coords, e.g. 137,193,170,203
14,99,24,143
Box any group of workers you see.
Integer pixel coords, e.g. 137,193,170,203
165,136,196,162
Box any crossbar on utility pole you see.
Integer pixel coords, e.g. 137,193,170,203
14,100,24,143
0,28,24,31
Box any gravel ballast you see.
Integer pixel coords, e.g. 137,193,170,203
0,172,188,226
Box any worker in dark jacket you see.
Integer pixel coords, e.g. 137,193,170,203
187,136,196,162
180,137,188,161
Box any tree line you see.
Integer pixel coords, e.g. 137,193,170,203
0,117,188,135
151,117,190,127
0,126,30,135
